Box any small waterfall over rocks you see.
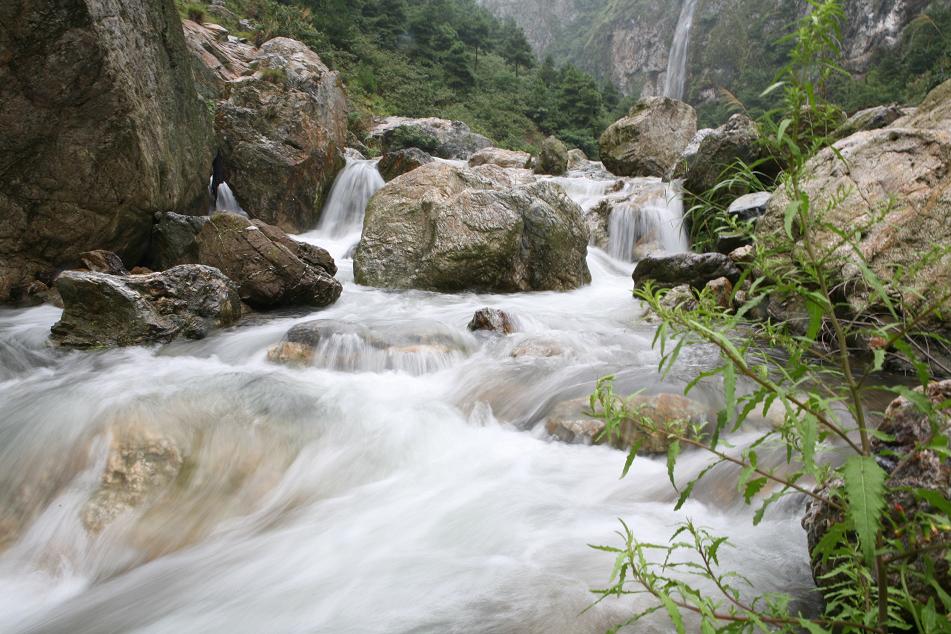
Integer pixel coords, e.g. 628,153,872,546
607,182,689,261
208,177,248,216
317,154,385,238
663,0,699,100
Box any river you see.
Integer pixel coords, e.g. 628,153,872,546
0,159,814,633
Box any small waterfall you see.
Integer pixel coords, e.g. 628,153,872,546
663,0,699,100
208,177,248,216
607,183,689,261
318,157,385,238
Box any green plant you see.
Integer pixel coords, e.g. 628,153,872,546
184,2,206,24
591,2,951,632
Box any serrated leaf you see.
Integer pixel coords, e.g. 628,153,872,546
843,455,887,565
659,592,685,634
744,477,768,504
666,440,681,489
621,443,638,479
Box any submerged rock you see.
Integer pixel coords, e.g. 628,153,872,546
545,393,709,454
51,266,241,348
533,136,569,176
468,147,531,169
0,0,214,303
599,97,697,178
802,381,951,605
267,319,468,373
378,148,434,182
354,162,590,293
468,308,517,335
633,253,740,291
151,212,341,309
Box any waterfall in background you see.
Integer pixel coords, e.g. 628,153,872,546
608,183,689,261
663,0,699,100
317,157,385,238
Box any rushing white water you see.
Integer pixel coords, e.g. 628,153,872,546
208,177,248,216
317,156,385,238
607,181,690,261
663,0,699,100
0,165,814,633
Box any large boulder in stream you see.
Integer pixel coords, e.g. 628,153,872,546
758,78,951,368
183,22,348,232
545,393,710,454
0,0,214,304
50,265,241,348
533,136,569,176
599,97,698,178
468,147,531,169
151,212,341,309
353,162,591,293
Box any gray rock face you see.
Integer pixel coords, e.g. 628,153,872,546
0,0,214,303
370,117,493,160
802,381,951,606
758,79,951,364
354,163,591,293
600,97,698,177
184,23,348,232
672,114,771,195
836,104,906,138
727,191,772,222
378,148,434,182
50,265,241,348
150,212,341,309
633,252,741,291
534,136,569,176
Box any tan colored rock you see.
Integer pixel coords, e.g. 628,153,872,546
468,147,531,169
545,393,709,454
599,97,697,177
704,277,734,309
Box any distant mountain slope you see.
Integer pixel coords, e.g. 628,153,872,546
477,0,938,120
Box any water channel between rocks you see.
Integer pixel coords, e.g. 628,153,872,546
0,159,814,633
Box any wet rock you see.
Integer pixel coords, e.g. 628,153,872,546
468,308,516,335
803,381,951,605
24,280,64,309
534,136,569,176
130,266,154,276
354,163,590,293
150,212,341,309
585,200,613,250
566,148,589,170
469,147,531,169
599,97,698,178
51,265,242,348
184,24,348,232
704,277,734,309
371,116,492,160
80,250,129,276
545,393,709,454
672,114,773,196
378,148,434,182
633,252,740,291
0,0,214,303
82,424,184,533
510,338,565,358
267,319,467,372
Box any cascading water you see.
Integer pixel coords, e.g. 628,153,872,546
663,0,699,100
208,177,248,216
0,157,812,633
315,155,385,239
607,182,690,261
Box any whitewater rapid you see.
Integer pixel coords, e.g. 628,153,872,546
0,160,814,633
